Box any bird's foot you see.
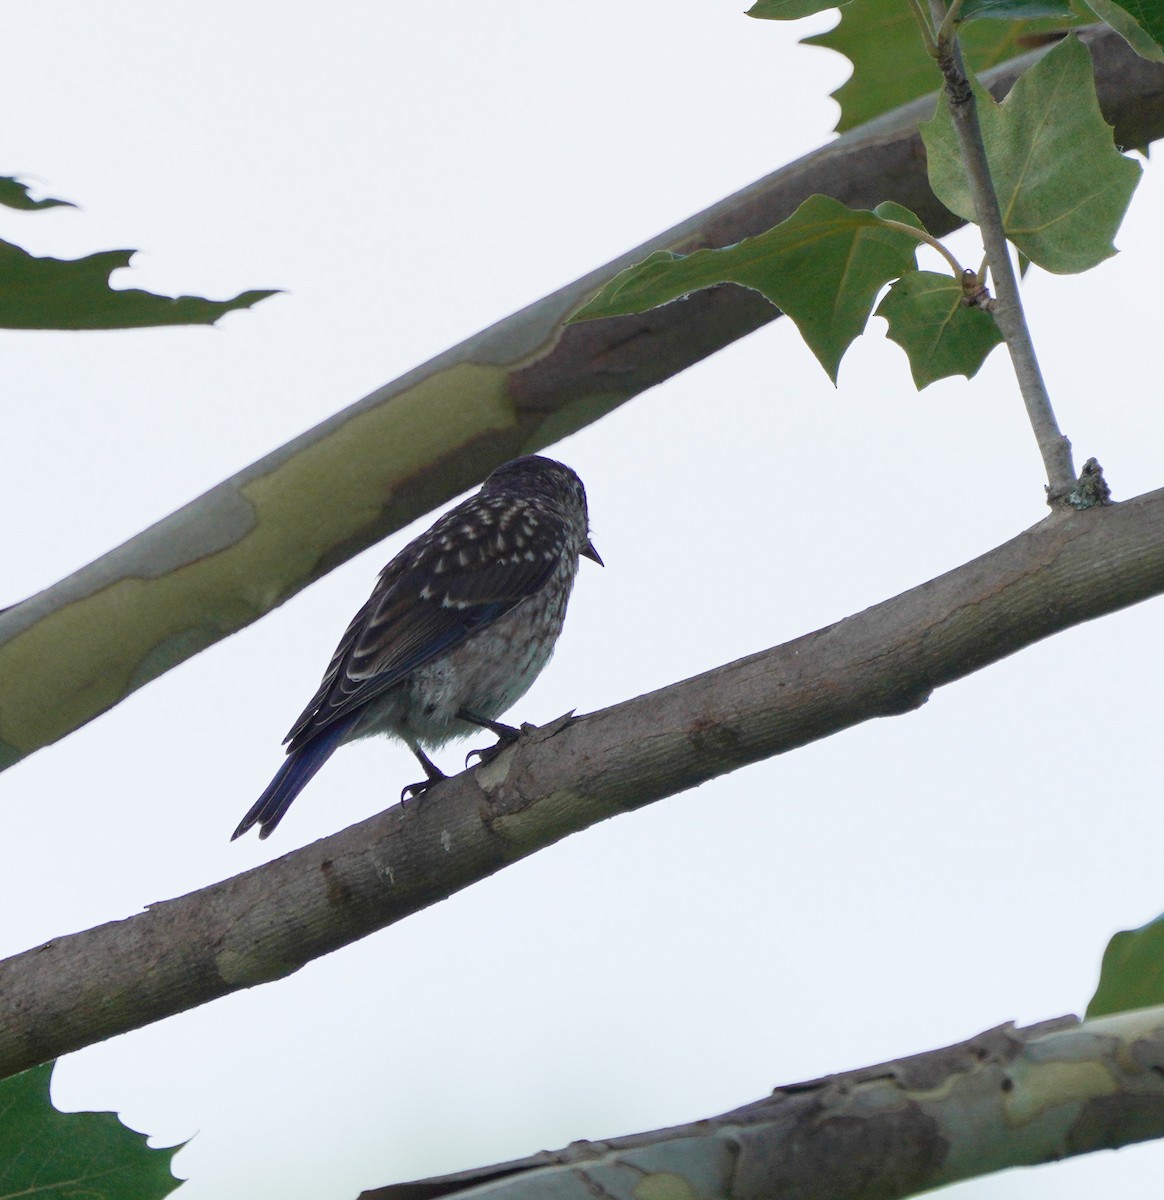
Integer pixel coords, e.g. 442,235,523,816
400,777,437,803
464,727,521,769
458,708,521,770
465,739,510,770
402,746,447,803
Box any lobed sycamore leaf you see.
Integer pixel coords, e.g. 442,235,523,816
573,195,922,383
1088,913,1164,1017
0,176,75,212
802,0,1081,132
746,0,844,18
0,239,278,329
0,1062,183,1199
920,34,1141,274
1085,0,1164,60
876,270,1003,387
1094,0,1164,48
960,0,1074,20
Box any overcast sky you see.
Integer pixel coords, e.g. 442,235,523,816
4,3,1163,1198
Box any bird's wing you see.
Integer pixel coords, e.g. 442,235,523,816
284,496,565,751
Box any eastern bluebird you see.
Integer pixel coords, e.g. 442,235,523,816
232,455,601,840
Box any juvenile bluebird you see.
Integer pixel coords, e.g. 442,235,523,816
232,455,601,840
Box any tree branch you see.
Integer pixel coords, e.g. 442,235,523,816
3,487,1164,1079
359,1009,1164,1200
0,29,1156,775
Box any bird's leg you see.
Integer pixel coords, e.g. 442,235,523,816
459,708,520,741
459,707,521,768
401,744,447,802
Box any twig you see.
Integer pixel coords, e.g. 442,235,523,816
936,0,968,47
926,0,1077,503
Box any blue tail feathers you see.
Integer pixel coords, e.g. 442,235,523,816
232,717,358,841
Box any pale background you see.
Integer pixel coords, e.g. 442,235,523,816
3,3,1162,1197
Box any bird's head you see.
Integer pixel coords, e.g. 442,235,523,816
483,455,603,566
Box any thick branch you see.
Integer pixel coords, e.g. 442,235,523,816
3,488,1164,1078
360,1009,1164,1200
0,29,1157,773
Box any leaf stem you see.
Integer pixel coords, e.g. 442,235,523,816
908,0,938,57
877,217,965,276
926,0,1076,504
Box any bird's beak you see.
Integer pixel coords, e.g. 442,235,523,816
582,539,604,567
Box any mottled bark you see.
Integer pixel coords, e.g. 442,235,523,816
361,1010,1164,1200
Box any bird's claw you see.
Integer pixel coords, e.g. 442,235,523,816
400,777,439,803
465,741,505,770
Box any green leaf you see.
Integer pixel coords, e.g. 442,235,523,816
876,270,1003,386
0,238,278,329
960,0,1073,19
746,0,849,18
1097,0,1164,47
0,176,75,212
0,1062,183,1199
803,0,1082,132
1088,913,1164,1017
1085,0,1164,60
573,195,921,382
920,35,1142,273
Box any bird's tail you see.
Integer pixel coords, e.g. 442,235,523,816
232,717,357,841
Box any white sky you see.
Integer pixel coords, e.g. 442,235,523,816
3,3,1163,1198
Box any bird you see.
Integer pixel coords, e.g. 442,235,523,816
232,454,602,840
